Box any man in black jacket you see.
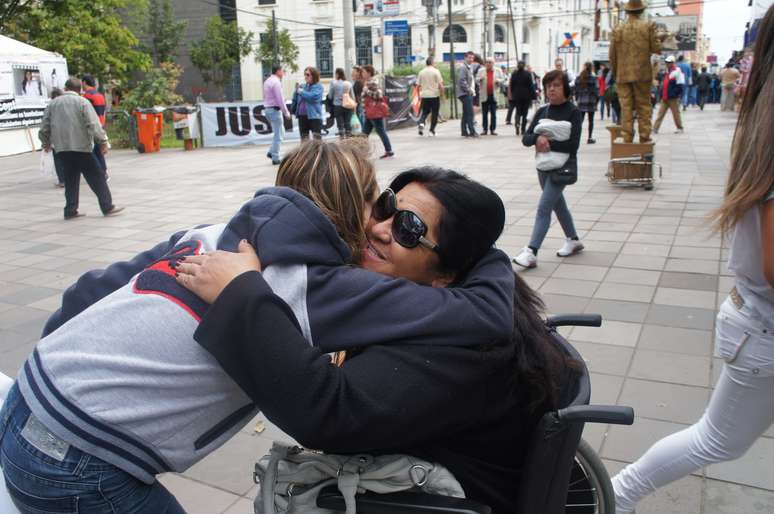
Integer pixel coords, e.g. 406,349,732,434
695,66,711,110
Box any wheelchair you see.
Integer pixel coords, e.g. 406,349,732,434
316,314,634,513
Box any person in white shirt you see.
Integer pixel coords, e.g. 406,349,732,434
613,9,774,511
416,57,444,136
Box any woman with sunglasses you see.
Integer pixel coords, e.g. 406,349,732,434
296,66,324,140
0,143,516,513
168,167,574,514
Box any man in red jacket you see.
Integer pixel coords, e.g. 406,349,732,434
82,75,109,180
652,56,685,135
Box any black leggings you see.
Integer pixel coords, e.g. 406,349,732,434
581,111,594,139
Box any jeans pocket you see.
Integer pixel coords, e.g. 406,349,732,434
717,303,774,376
3,472,78,514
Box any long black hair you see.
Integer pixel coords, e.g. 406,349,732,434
510,271,580,412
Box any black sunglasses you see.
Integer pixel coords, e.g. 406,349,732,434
372,188,439,252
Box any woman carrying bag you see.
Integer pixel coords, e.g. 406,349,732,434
513,70,584,269
575,61,599,144
361,65,394,159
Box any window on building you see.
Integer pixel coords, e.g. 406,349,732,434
257,0,276,5
522,25,530,44
315,29,333,78
393,29,412,66
494,24,505,43
453,0,465,5
355,26,373,65
219,0,236,22
442,24,467,43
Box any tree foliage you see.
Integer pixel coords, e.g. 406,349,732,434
255,18,300,73
4,0,151,83
144,0,187,65
121,62,183,112
190,16,254,89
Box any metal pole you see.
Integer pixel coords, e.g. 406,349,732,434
508,0,518,63
272,10,278,66
488,2,496,59
342,0,356,77
434,0,439,60
506,0,510,67
448,0,457,118
381,16,385,77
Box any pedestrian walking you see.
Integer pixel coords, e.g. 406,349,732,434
263,64,291,164
513,70,583,269
81,75,109,180
416,57,444,136
48,87,66,188
509,61,536,135
609,0,662,143
720,61,741,111
710,72,720,103
677,55,692,111
456,51,478,137
574,61,599,144
352,66,365,127
606,72,621,124
476,57,504,136
696,65,711,110
38,77,123,220
554,58,576,90
613,9,774,511
296,66,324,140
652,55,685,134
597,65,610,120
361,65,394,158
328,68,354,139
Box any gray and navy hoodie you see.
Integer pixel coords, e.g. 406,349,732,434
18,187,514,484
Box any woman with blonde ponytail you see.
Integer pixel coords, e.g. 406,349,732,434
612,5,774,513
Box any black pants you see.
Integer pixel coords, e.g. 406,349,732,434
419,97,440,133
53,151,65,184
57,151,114,217
333,106,353,137
514,100,530,134
697,89,708,110
581,111,594,139
298,115,322,140
481,98,497,133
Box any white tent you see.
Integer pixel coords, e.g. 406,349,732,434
0,35,68,156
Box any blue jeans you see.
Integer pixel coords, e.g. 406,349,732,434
528,171,578,250
363,117,392,153
459,94,476,136
0,384,185,514
266,108,284,161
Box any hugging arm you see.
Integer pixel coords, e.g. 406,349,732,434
194,271,487,452
306,248,514,352
42,230,188,336
522,109,542,147
548,108,582,154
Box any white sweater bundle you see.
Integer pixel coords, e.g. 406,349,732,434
534,119,572,171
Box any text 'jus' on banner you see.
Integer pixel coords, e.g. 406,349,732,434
199,101,334,148
384,75,422,130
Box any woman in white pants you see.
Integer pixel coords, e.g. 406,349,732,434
612,7,774,513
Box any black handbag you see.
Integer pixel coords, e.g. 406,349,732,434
549,155,578,186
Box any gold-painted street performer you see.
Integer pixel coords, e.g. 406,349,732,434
609,0,662,143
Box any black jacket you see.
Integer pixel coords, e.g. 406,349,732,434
510,69,536,103
194,271,541,514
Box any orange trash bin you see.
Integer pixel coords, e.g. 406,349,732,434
133,109,164,153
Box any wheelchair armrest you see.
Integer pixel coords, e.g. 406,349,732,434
557,405,634,425
316,486,492,514
546,314,602,328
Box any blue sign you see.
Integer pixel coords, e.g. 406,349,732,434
384,20,409,36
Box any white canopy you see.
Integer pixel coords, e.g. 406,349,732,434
0,34,65,64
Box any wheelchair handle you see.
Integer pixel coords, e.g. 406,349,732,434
545,314,602,328
557,405,634,425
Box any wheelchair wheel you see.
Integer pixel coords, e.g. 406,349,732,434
565,439,615,513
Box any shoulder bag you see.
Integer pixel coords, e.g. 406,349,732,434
342,85,357,110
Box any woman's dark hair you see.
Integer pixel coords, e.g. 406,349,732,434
335,67,346,80
362,65,376,77
510,271,580,412
578,61,593,88
542,69,572,98
389,167,505,277
304,66,320,84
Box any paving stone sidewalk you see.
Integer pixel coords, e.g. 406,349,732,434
0,105,770,513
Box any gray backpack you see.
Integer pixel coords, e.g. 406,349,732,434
253,442,465,514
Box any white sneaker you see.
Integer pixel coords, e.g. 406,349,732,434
418,123,425,136
557,238,584,257
513,247,537,268
674,128,684,134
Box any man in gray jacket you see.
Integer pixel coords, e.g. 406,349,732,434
38,77,122,220
456,51,477,137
